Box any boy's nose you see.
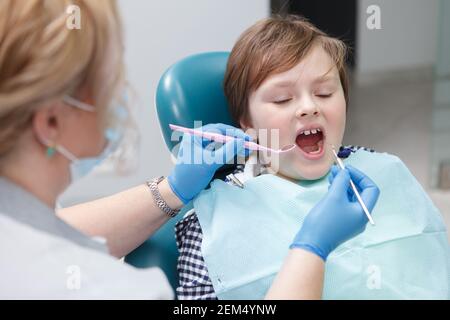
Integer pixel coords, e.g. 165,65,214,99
295,101,321,119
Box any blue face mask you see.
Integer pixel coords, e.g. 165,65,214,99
63,136,121,181
43,95,128,182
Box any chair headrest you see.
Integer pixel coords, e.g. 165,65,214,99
156,51,235,151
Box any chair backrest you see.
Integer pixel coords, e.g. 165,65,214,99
126,52,233,292
156,51,234,150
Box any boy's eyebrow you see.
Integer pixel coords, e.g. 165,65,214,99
312,73,339,84
312,66,341,84
263,71,339,90
263,79,296,88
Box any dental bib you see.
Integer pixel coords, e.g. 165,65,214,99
193,149,450,299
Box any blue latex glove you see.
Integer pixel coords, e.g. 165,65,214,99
290,165,380,261
168,123,252,204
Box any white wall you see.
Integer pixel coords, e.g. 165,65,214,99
357,0,439,74
60,0,269,206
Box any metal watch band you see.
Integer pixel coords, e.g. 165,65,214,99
147,176,180,218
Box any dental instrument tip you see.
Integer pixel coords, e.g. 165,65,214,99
330,144,375,226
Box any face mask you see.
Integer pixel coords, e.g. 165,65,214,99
54,136,122,181
42,95,129,182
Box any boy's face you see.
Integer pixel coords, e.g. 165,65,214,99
245,44,346,180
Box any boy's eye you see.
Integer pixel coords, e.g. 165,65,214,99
316,93,333,98
273,98,292,104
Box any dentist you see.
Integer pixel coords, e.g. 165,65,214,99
0,0,379,299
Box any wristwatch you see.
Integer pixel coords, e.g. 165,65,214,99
147,176,180,218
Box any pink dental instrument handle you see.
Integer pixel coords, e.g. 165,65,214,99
169,124,294,154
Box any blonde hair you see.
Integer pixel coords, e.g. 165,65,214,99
224,15,349,126
0,0,126,158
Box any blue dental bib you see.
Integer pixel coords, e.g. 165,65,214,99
193,150,450,299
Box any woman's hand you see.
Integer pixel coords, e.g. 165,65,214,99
167,123,252,204
290,165,380,261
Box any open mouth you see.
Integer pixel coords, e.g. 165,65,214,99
295,126,325,159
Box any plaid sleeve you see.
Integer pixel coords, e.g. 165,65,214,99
338,145,376,158
175,211,217,300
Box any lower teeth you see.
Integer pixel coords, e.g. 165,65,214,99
302,145,320,153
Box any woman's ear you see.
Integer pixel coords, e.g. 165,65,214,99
32,103,61,145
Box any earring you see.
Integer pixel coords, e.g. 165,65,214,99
46,143,56,158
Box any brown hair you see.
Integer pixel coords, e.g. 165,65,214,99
0,0,125,158
224,15,349,126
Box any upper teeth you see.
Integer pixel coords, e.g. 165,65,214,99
300,128,321,135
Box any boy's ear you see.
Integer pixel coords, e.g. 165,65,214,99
239,118,258,141
239,117,253,131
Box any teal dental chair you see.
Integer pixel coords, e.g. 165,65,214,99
125,52,233,292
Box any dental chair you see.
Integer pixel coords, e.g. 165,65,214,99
125,52,233,292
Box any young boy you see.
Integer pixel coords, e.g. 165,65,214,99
175,15,449,300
